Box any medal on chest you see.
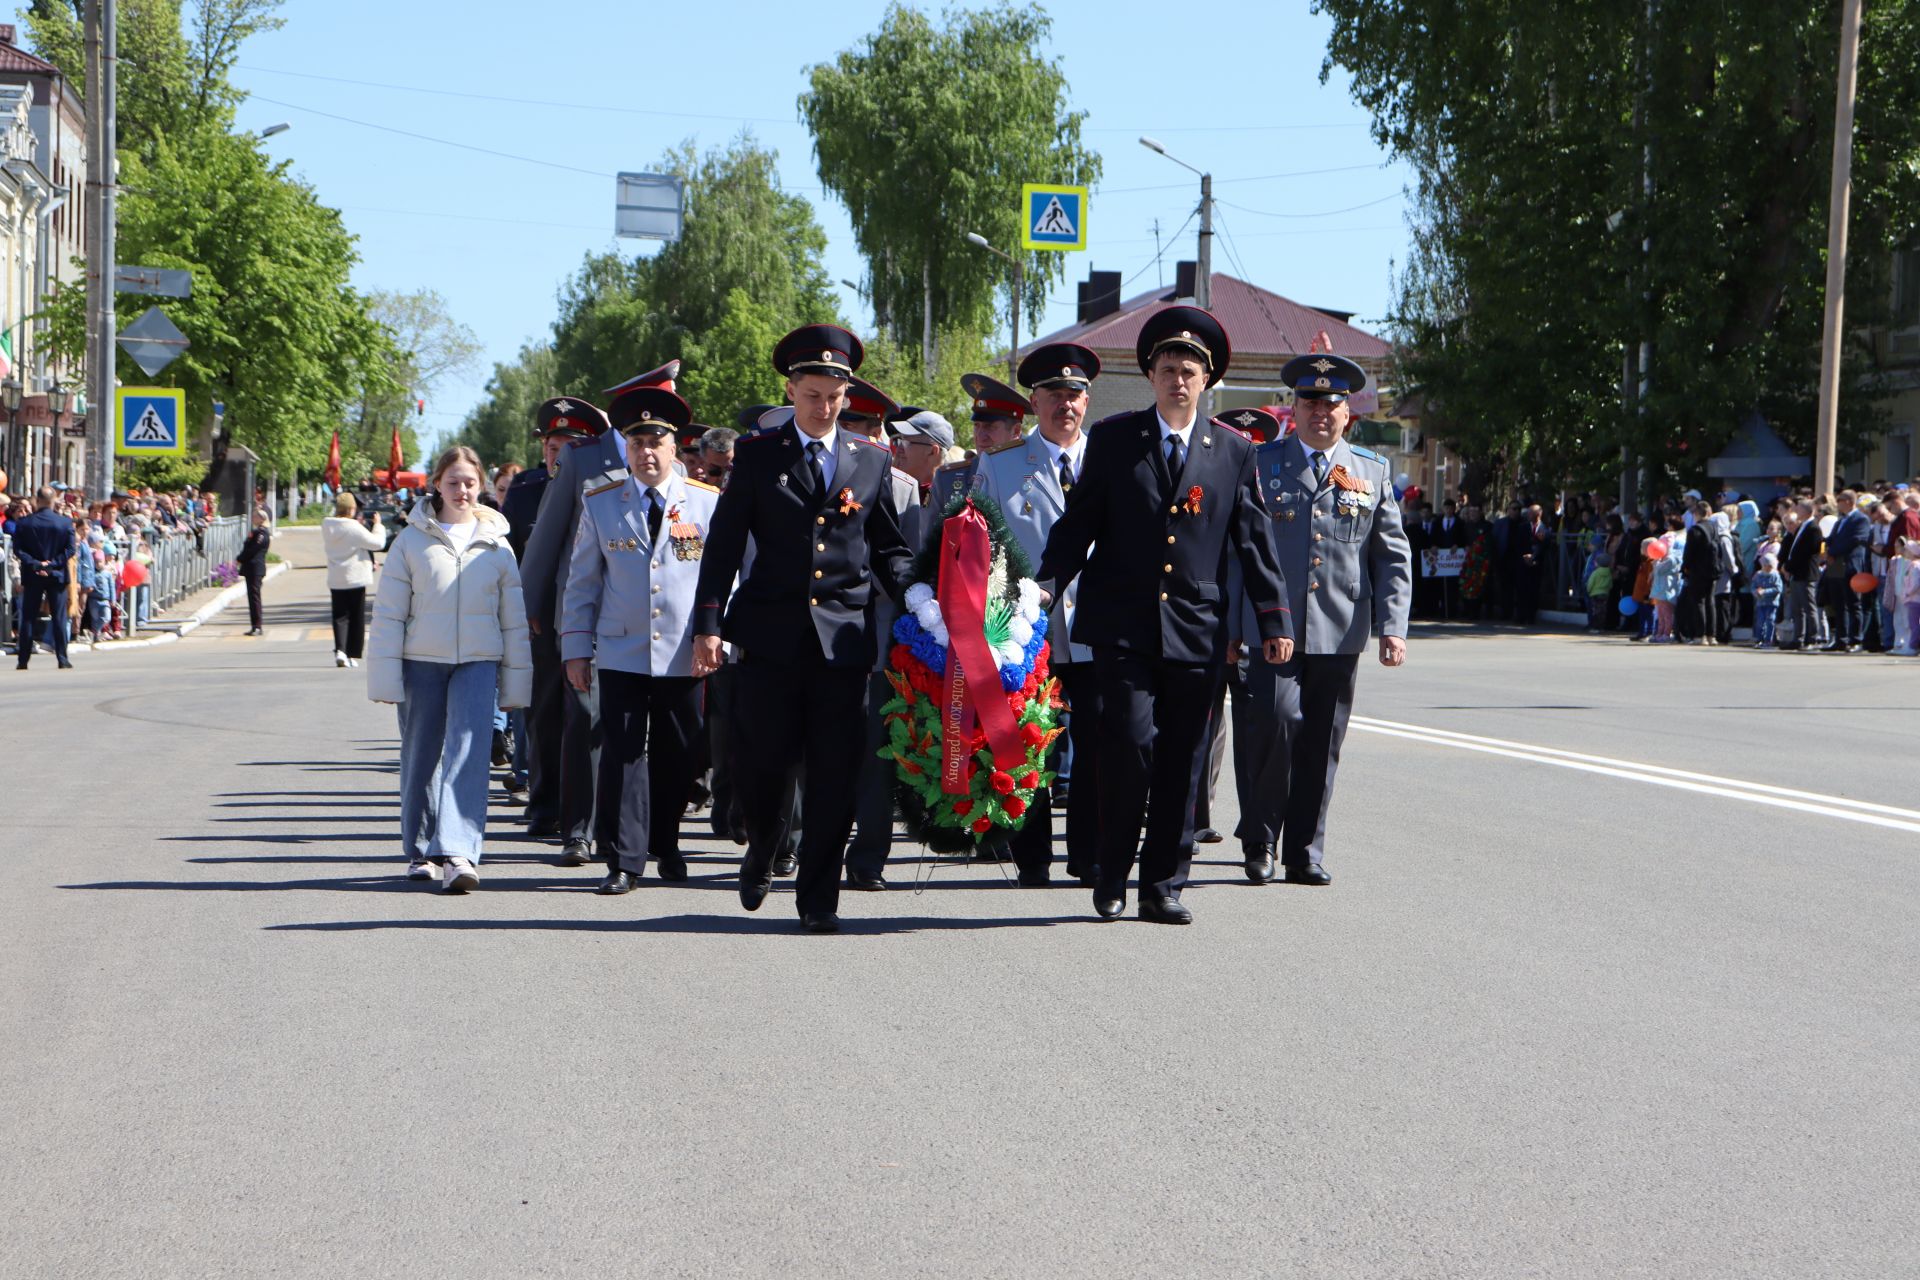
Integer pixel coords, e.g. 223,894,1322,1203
1329,464,1376,516
666,505,703,561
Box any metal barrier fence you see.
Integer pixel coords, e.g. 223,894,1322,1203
149,516,246,615
0,533,12,646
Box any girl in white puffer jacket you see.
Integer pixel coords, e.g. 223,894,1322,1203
367,446,532,890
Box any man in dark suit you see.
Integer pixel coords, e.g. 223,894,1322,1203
1822,489,1872,652
1679,500,1718,643
692,325,914,934
12,487,75,669
1038,306,1295,925
1780,498,1823,650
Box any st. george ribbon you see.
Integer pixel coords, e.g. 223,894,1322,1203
937,502,1025,794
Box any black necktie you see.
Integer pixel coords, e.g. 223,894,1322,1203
1164,434,1185,480
645,487,663,540
806,439,825,492
1311,451,1328,486
1058,454,1075,495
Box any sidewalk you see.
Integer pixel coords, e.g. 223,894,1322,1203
69,524,322,655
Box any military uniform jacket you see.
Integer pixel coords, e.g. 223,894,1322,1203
561,471,719,678
970,432,1093,665
693,423,912,668
500,466,550,562
1230,435,1411,655
1038,408,1292,665
521,432,626,627
10,509,75,582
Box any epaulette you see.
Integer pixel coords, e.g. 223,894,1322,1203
935,459,973,473
849,434,891,451
1090,410,1135,429
584,468,629,497
507,468,546,488
738,429,782,444
684,478,720,494
1349,445,1384,463
984,439,1024,456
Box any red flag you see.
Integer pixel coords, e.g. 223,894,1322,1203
385,428,403,490
324,430,342,491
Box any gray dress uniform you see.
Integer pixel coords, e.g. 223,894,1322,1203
969,431,1100,882
1229,434,1412,876
562,458,720,882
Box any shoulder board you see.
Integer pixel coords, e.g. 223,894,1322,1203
507,468,546,488
935,459,973,473
583,467,629,496
1090,410,1137,429
585,478,624,498
1348,445,1384,463
563,435,599,451
984,439,1024,456
850,435,891,451
684,478,720,494
738,430,782,445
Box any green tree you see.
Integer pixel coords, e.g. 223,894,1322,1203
453,339,560,470
1318,0,1920,494
800,3,1101,373
342,289,481,470
860,325,999,448
678,288,788,426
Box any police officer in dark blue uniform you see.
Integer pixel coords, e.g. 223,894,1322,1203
1038,307,1294,924
691,325,914,933
11,487,75,669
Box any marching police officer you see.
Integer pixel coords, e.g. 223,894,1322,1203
1228,353,1411,886
521,360,680,864
505,397,607,837
1038,307,1294,924
966,343,1101,886
561,384,721,893
691,324,914,933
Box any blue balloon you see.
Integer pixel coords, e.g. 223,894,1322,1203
1617,597,1639,616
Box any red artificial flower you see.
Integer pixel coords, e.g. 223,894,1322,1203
967,760,980,779
972,817,993,834
1020,721,1045,746
971,729,988,751
953,799,973,816
1019,770,1041,789
904,760,923,776
1003,796,1026,819
989,770,1015,794
1011,694,1029,716
1183,485,1204,516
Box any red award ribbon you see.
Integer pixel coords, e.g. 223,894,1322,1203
937,502,1026,794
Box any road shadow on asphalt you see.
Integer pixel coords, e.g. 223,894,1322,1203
263,912,1088,935
60,875,592,894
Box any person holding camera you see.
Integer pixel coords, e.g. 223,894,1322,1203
322,490,385,667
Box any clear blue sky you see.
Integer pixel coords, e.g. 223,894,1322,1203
102,0,1416,438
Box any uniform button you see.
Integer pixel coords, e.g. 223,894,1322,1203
816,543,826,552
652,561,662,570
1169,505,1178,514
814,569,824,579
809,597,819,606
1159,592,1168,601
1166,535,1176,545
1162,563,1173,573
651,583,661,593
1313,533,1324,542
1311,557,1323,567
1309,581,1320,591
816,516,826,525
651,608,662,618
652,631,661,640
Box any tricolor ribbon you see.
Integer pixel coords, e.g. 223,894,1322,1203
937,502,1025,794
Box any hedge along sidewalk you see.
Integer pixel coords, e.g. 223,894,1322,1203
77,560,292,654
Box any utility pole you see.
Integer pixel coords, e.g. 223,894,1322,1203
963,232,1022,386
84,0,117,503
1141,137,1216,417
1814,0,1864,498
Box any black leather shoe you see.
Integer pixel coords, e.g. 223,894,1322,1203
596,870,638,895
1284,864,1333,886
802,912,840,934
847,870,888,891
1093,894,1125,920
772,851,798,877
1016,869,1051,887
739,853,773,911
655,855,688,883
1244,844,1276,884
1139,895,1193,925
1195,827,1224,844
525,815,560,839
558,840,592,867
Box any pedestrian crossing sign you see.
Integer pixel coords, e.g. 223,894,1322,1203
116,386,188,456
1021,183,1088,251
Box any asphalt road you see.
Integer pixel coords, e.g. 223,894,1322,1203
4,551,1915,1278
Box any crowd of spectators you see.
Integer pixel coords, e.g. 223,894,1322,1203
1402,480,1920,653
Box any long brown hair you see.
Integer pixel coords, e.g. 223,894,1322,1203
428,445,484,516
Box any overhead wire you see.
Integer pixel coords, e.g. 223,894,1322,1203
1218,191,1402,219
249,95,612,178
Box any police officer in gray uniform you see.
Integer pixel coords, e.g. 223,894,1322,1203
1229,353,1411,886
521,359,680,863
562,384,722,893
967,343,1102,885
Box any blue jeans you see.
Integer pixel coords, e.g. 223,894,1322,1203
1754,602,1777,647
508,707,529,787
397,659,498,865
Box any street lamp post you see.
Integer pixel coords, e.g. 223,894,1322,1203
47,382,70,489
963,232,1022,387
1140,137,1215,416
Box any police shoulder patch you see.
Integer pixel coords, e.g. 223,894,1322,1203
1348,445,1384,464
984,439,1025,456
935,459,973,473
684,478,721,494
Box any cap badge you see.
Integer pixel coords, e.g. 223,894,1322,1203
640,410,653,421
555,400,574,412
555,416,570,428
1062,366,1072,378
1314,377,1331,389
1179,331,1192,340
1234,412,1256,426
821,350,834,363
1310,358,1336,373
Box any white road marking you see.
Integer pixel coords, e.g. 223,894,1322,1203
1350,715,1920,835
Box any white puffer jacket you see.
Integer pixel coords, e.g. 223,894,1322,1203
321,515,384,589
366,501,532,708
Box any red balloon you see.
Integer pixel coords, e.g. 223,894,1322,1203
1644,541,1669,561
119,560,149,588
1850,571,1879,594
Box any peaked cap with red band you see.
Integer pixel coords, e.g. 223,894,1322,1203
959,372,1032,422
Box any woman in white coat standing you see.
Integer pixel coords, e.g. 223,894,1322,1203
321,490,384,667
367,445,533,891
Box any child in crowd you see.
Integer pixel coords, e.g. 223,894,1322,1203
1749,553,1783,649
1630,539,1658,640
1585,551,1613,630
1650,533,1682,642
1897,540,1920,657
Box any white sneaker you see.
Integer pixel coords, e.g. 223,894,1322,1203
335,650,349,667
347,657,361,668
408,859,435,880
442,857,479,893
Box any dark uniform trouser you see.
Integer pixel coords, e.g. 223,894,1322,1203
526,627,567,824
559,667,600,844
711,664,802,855
1237,652,1360,870
244,571,265,630
1009,661,1099,880
736,653,866,918
846,670,897,879
595,669,702,875
1092,648,1219,903
15,574,69,667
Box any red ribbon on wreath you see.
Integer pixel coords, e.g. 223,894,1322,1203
937,502,1026,794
